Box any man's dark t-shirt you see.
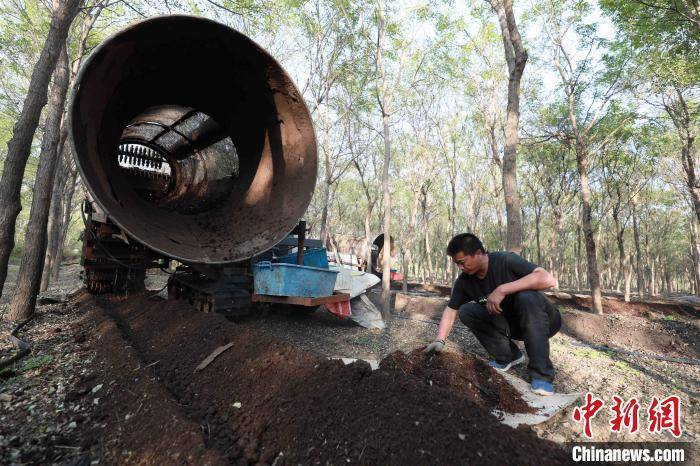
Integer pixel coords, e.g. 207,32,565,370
448,252,537,309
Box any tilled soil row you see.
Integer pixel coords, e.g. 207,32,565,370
77,292,227,464
380,349,535,414
81,292,568,465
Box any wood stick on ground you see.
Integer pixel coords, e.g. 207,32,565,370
195,342,234,372
0,317,33,370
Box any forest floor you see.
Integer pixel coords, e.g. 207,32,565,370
0,264,697,464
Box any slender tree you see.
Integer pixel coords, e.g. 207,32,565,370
376,0,393,317
487,0,527,253
41,142,69,291
41,0,105,291
8,43,70,321
0,0,83,297
661,88,700,223
294,0,361,244
539,0,626,313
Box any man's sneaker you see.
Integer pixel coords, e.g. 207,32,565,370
531,379,554,396
489,351,525,372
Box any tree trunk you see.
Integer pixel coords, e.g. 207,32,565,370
576,143,603,313
496,206,506,249
318,111,331,245
624,254,633,302
380,109,392,317
376,0,392,318
674,108,700,225
402,248,410,292
501,103,524,253
534,208,542,266
42,4,104,289
643,231,651,295
402,184,422,287
660,264,665,294
631,202,644,297
690,214,700,295
7,44,70,322
40,143,68,291
364,207,373,273
424,217,434,282
319,179,331,246
663,91,700,250
0,0,82,297
575,221,582,289
450,179,457,283
612,210,626,294
52,171,78,281
550,208,562,288
489,0,527,254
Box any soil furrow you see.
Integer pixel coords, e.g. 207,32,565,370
82,292,568,465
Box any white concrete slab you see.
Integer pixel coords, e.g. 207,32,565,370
492,371,580,427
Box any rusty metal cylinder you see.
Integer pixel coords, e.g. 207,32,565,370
70,15,317,263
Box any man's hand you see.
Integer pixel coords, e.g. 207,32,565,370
424,339,445,354
486,286,506,315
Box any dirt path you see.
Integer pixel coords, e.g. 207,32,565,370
3,291,567,464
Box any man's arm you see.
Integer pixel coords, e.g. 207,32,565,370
487,267,556,314
436,306,458,340
500,267,557,295
425,306,458,353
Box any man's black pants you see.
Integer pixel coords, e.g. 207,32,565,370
458,290,561,382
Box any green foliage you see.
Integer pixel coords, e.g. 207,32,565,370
0,0,51,159
600,0,700,63
572,346,603,359
19,354,52,372
0,0,695,293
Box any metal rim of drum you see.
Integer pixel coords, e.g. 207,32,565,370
69,15,317,264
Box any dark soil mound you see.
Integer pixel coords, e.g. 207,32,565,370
380,349,535,414
81,293,567,465
546,292,699,319
561,310,700,358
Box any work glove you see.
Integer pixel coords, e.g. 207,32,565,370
424,339,445,354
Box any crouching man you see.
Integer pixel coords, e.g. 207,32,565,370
425,233,561,396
